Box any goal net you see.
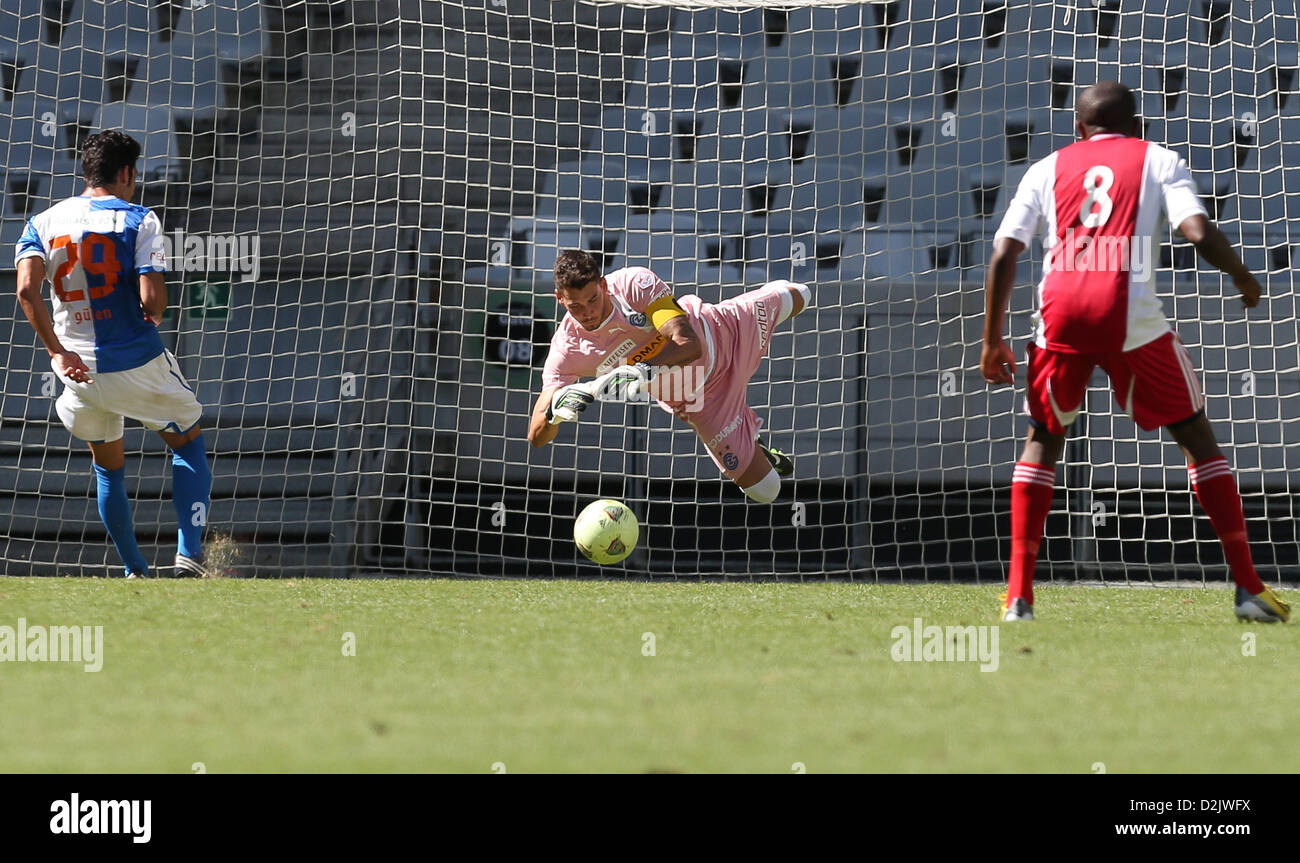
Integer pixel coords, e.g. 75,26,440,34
0,0,1297,582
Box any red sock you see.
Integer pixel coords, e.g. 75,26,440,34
1009,462,1055,606
1189,457,1264,595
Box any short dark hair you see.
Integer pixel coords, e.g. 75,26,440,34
81,130,141,188
1076,81,1137,132
554,249,602,293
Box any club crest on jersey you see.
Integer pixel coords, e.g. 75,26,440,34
634,269,663,293
627,311,647,327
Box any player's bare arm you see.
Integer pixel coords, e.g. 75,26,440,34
140,272,167,324
528,387,561,448
647,314,702,368
1177,214,1262,308
981,236,1026,385
16,256,92,384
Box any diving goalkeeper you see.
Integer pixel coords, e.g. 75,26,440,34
527,250,810,503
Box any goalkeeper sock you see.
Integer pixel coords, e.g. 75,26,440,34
1009,461,1055,605
1190,457,1264,595
94,464,149,576
171,434,212,560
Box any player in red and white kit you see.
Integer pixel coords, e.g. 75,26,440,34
981,81,1290,623
527,250,811,503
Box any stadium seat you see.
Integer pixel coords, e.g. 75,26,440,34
536,160,663,230
963,163,1029,225
666,160,747,234
91,100,183,180
809,106,890,173
517,222,585,283
838,225,961,282
0,94,83,182
0,0,46,56
850,45,955,113
620,212,734,288
142,35,223,120
178,0,270,64
671,5,767,58
885,164,977,231
740,226,839,283
77,0,153,57
956,53,1052,116
897,0,979,50
773,158,889,233
782,4,873,56
21,30,109,111
948,111,1038,170
740,53,838,111
693,105,793,166
1266,44,1300,114
585,107,676,175
516,217,617,277
629,35,750,112
0,169,49,221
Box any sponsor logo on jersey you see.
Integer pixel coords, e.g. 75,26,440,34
707,413,745,450
755,299,770,352
595,338,638,373
627,333,665,365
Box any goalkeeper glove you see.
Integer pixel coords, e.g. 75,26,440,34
547,383,595,424
593,362,653,402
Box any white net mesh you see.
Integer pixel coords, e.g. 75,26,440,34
1,0,1298,580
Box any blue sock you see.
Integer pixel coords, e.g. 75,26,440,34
94,464,148,576
171,434,212,560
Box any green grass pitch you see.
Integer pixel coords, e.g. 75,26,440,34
0,578,1293,773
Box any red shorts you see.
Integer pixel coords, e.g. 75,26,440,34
1025,331,1205,434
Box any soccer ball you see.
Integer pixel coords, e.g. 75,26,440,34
574,499,639,565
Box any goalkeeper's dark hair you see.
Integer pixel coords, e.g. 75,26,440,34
554,249,602,293
1076,81,1137,133
81,130,142,188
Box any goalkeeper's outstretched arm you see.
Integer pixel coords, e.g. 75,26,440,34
528,387,561,448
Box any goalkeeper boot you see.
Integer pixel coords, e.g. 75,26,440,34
174,553,209,578
1234,585,1290,623
757,438,794,477
1000,592,1034,621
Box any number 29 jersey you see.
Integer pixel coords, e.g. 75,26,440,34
994,133,1209,354
14,194,167,373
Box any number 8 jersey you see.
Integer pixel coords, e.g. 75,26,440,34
994,133,1209,354
14,194,167,372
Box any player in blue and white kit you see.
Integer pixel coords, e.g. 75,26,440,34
14,130,213,578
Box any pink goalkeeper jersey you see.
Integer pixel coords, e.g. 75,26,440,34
541,266,716,404
995,133,1208,354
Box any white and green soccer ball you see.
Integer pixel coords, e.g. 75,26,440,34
574,499,639,565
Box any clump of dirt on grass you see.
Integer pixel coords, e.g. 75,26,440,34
203,532,248,577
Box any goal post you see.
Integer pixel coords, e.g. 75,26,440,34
0,0,1298,582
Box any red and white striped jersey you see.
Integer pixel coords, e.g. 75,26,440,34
994,133,1208,353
